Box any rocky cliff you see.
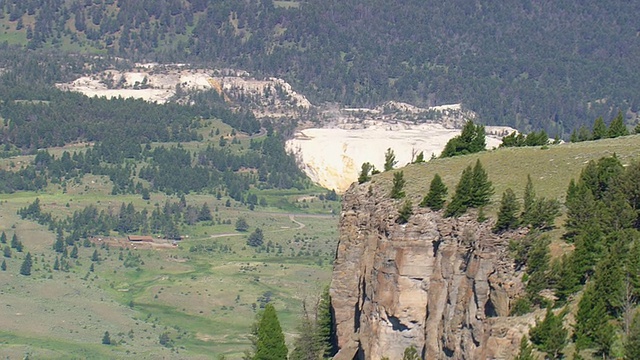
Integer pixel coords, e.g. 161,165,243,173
330,182,535,360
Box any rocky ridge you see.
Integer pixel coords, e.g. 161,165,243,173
331,181,537,359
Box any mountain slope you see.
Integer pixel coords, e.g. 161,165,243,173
1,1,639,134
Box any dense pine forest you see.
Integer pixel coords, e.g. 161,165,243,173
1,0,639,135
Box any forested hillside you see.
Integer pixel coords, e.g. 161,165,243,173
1,0,639,135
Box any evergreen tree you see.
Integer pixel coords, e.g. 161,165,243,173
20,252,32,276
102,331,111,345
625,311,640,360
514,336,536,360
236,217,249,232
397,200,413,224
1,259,6,271
608,111,629,138
3,245,11,258
493,188,520,233
383,148,398,171
53,236,65,253
413,151,425,163
0,231,6,244
316,287,335,357
525,236,551,305
390,171,406,199
290,308,323,360
529,307,567,359
592,116,607,140
91,249,100,262
470,159,493,207
247,228,264,247
522,175,535,224
53,256,60,270
70,245,78,259
358,162,373,184
419,174,448,210
198,203,212,221
254,303,288,360
445,165,474,217
441,120,486,158
10,233,19,249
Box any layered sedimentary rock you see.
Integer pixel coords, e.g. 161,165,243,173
331,182,534,360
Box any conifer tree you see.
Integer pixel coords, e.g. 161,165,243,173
316,287,335,357
10,233,19,249
70,245,78,259
0,231,6,244
413,151,425,163
592,116,607,140
53,256,60,270
1,259,6,271
522,175,535,224
625,312,640,360
358,162,373,183
20,252,32,276
419,174,447,210
102,331,111,345
440,120,486,157
390,171,406,199
402,346,420,360
514,336,536,360
529,307,567,359
493,188,520,233
3,245,11,258
445,165,474,217
383,148,397,171
608,111,629,138
470,159,493,208
254,303,288,360
397,200,413,224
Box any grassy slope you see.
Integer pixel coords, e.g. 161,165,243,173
0,119,339,359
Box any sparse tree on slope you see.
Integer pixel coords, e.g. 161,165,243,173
608,111,629,138
445,165,474,217
493,188,520,233
397,200,413,224
20,252,32,276
592,116,607,140
514,336,536,360
419,174,448,210
440,120,486,158
529,307,567,359
470,159,493,208
358,162,373,184
390,171,406,199
384,148,398,171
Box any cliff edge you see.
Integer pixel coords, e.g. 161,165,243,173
331,181,535,359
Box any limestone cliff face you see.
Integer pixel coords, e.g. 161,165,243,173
331,182,533,360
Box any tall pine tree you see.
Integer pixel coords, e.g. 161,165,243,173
254,303,288,360
419,174,448,210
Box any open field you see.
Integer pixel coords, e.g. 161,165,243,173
0,185,339,359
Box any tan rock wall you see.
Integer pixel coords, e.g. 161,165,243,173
331,182,533,360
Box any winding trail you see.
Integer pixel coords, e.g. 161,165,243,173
209,213,327,238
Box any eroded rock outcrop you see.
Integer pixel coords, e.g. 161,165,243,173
331,182,534,360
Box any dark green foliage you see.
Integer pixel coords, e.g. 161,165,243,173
524,236,551,306
390,171,406,199
290,313,323,360
574,284,615,355
592,117,607,140
493,188,520,233
445,160,494,217
514,336,536,360
236,218,249,232
1,259,6,271
419,174,448,211
358,162,373,184
625,312,640,360
608,111,629,138
501,130,548,147
20,252,32,276
102,331,111,345
159,332,172,348
0,231,6,244
521,175,535,224
53,257,60,271
396,200,413,224
445,166,473,217
469,160,494,208
524,198,560,230
317,287,336,357
384,148,397,171
510,297,532,316
3,246,11,258
635,123,640,134
440,121,486,158
529,307,568,359
247,228,264,247
413,151,425,163
402,345,420,360
91,250,100,262
254,304,288,360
